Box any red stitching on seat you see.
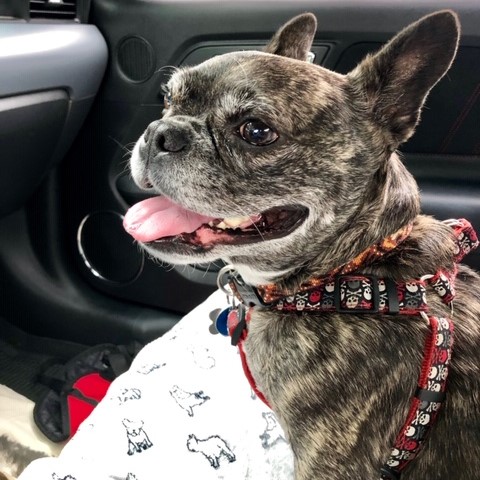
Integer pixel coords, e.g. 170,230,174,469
439,82,480,153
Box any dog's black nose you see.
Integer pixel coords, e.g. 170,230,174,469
153,123,189,153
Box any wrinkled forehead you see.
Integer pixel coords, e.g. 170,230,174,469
168,51,268,94
167,51,344,118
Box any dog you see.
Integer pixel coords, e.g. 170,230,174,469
122,419,153,456
124,10,480,479
169,385,210,417
186,434,236,469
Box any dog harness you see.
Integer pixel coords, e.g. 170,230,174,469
216,218,478,479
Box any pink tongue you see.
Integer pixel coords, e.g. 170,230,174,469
123,196,216,242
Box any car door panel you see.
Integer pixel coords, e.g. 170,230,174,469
0,0,478,344
0,22,108,216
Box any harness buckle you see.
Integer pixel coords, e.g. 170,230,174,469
334,274,380,314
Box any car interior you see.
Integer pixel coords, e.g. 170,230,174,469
0,0,479,470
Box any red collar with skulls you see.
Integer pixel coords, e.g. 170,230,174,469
225,219,478,480
227,219,477,315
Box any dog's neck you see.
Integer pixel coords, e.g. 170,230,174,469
317,153,420,269
256,153,422,291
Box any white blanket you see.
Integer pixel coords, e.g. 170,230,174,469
19,290,294,480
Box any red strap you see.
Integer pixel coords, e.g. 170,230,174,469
428,269,456,305
452,218,479,263
381,316,453,479
228,308,271,408
238,341,271,407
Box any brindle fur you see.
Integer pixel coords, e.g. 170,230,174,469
129,11,480,479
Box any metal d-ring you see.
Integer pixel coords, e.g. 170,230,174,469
420,274,434,282
217,264,238,306
420,311,430,325
442,219,462,227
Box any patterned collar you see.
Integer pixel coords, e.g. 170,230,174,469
217,219,479,480
256,223,413,305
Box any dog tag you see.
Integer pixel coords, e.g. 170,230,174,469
214,307,231,336
208,308,222,335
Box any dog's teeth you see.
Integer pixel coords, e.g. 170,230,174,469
222,216,251,228
212,215,258,231
209,217,251,230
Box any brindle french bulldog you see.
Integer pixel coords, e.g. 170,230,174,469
124,10,480,479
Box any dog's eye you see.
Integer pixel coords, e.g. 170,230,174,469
238,120,279,146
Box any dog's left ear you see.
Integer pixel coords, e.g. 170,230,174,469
348,10,460,149
265,13,317,61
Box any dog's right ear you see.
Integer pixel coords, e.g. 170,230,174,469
264,13,317,61
348,10,460,150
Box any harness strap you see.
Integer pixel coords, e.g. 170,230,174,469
381,316,454,479
227,307,271,407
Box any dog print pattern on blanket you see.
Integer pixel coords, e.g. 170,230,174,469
18,290,294,480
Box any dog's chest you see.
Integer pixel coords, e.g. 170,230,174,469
244,310,427,464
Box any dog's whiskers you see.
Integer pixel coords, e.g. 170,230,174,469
109,136,136,157
235,204,266,243
154,65,180,76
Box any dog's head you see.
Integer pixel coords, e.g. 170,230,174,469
124,11,459,285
